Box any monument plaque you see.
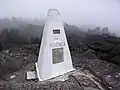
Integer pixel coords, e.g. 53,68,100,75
52,48,63,64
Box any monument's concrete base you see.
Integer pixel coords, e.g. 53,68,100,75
35,62,75,81
47,69,77,82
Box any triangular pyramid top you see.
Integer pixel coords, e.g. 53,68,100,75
48,9,61,16
36,9,74,81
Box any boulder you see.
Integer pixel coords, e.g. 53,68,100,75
111,56,120,66
88,27,101,35
112,45,120,55
101,27,109,34
96,52,108,60
88,42,113,52
86,35,105,44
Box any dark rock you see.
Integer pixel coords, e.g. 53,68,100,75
111,56,120,66
106,38,120,45
96,52,108,60
86,35,105,44
88,42,114,52
101,27,109,34
70,43,89,53
88,27,101,35
74,56,120,89
72,49,97,66
79,49,97,59
5,56,22,69
0,54,23,77
112,45,120,55
0,45,38,78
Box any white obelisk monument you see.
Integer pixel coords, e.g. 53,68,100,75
36,9,74,81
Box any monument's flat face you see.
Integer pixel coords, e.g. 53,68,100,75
36,9,74,81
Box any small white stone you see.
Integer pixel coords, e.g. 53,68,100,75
10,75,16,79
116,73,120,78
107,75,111,78
109,87,112,89
10,54,13,56
6,50,9,53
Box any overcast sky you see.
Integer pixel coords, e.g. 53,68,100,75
0,0,120,33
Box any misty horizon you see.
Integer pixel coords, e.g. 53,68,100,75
0,0,120,35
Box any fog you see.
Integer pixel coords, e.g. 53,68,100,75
0,0,120,35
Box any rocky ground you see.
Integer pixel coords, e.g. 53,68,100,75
0,25,120,89
0,44,120,90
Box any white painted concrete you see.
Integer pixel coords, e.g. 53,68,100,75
27,71,36,80
36,9,75,81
